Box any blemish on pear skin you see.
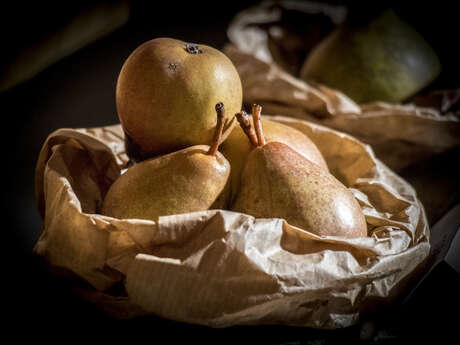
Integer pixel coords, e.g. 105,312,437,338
185,43,203,54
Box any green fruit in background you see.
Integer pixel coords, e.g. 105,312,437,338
300,9,441,104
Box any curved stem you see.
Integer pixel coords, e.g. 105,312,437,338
236,111,258,147
252,104,265,147
207,102,225,156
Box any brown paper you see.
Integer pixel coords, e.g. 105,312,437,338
224,2,460,173
34,118,429,329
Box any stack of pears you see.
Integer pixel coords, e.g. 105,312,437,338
102,37,367,238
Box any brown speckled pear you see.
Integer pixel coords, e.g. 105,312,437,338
116,37,243,157
221,112,328,203
102,103,230,222
232,104,367,237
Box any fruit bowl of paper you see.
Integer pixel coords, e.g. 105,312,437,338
34,113,429,329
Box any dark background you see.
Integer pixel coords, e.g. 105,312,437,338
2,0,459,343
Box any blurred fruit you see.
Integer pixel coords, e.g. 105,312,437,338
300,9,441,104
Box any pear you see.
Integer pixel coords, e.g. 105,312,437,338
300,9,441,104
102,103,230,221
221,109,328,203
232,104,367,237
116,37,243,159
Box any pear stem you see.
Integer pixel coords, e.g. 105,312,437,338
236,111,258,147
207,102,225,156
252,104,265,146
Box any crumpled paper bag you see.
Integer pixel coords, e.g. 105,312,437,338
34,117,430,329
224,1,460,173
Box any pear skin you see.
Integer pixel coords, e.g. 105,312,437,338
116,37,243,157
221,117,328,203
232,104,366,238
232,141,366,237
102,145,230,221
102,103,231,221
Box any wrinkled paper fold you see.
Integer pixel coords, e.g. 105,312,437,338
34,117,429,329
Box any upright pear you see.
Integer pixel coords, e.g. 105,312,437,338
232,104,367,237
102,103,230,221
221,111,328,203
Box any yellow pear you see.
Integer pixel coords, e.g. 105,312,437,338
102,103,230,221
116,37,242,158
232,104,367,237
221,110,328,203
